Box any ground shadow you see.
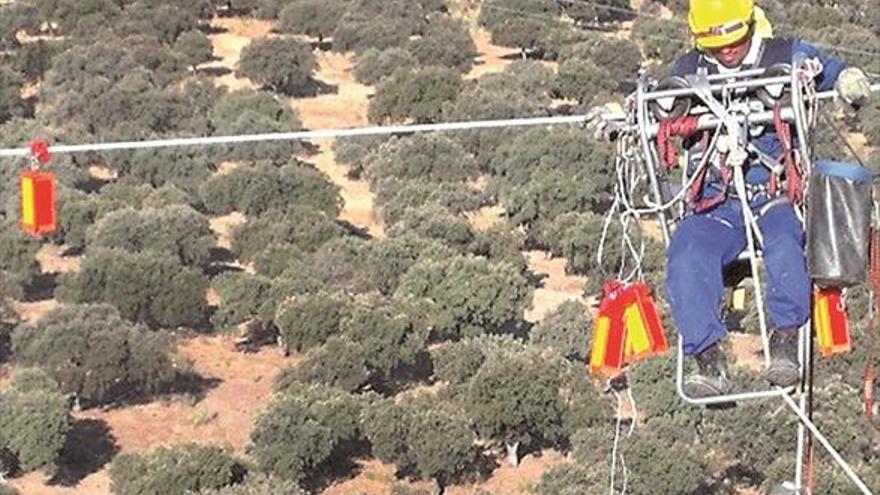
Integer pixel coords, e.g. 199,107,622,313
198,66,232,78
102,371,221,410
208,246,237,264
279,78,339,98
201,24,228,35
303,439,372,493
695,463,763,494
50,418,119,486
335,219,373,240
22,272,58,302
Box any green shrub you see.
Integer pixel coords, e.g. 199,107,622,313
277,336,370,392
529,300,590,361
248,396,336,482
109,443,245,495
408,15,477,73
210,272,277,329
363,133,479,184
388,205,475,250
237,37,317,96
396,255,532,339
374,179,486,225
88,205,214,267
0,220,40,300
353,47,417,85
12,304,178,407
209,91,308,162
274,291,350,354
230,207,344,262
0,389,69,474
197,473,305,495
368,67,463,124
277,0,346,42
57,249,209,329
200,162,340,217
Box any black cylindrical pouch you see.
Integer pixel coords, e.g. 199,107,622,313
807,161,873,288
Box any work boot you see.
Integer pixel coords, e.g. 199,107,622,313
684,343,733,398
765,328,800,388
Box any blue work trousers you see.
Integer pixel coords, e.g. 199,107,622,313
665,198,811,355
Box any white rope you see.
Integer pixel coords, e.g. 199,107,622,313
0,115,589,158
609,390,624,495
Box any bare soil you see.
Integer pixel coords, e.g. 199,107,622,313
524,251,589,322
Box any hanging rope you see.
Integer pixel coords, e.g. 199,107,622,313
655,116,700,170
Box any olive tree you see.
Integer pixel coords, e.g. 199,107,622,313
361,397,476,491
395,255,532,339
408,15,477,73
368,67,463,124
174,29,214,69
87,205,214,267
0,66,27,125
353,48,417,85
0,389,70,476
466,347,565,466
12,304,179,407
277,0,346,42
110,444,245,495
56,248,209,329
200,161,340,217
237,37,317,96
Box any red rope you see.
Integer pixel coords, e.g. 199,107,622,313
867,229,880,432
772,105,803,205
656,116,700,170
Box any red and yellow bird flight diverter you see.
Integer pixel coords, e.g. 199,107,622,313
20,140,56,236
813,288,851,358
589,281,669,376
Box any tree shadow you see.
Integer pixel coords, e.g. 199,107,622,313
282,78,339,98
198,66,232,78
201,24,228,35
22,272,58,302
453,449,499,486
309,39,334,51
335,219,373,240
376,350,436,396
694,463,763,495
524,267,549,288
62,245,85,257
303,439,372,493
50,418,119,486
208,246,237,264
101,370,221,410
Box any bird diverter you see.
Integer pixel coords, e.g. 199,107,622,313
20,140,56,236
807,161,873,288
812,288,851,358
589,281,669,376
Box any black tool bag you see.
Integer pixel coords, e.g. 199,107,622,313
807,161,874,288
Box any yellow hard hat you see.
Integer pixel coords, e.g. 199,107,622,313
688,0,755,50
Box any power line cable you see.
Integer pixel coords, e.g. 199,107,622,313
0,114,589,158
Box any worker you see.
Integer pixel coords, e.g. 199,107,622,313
588,0,874,398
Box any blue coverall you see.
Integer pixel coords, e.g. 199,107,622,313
664,38,847,356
